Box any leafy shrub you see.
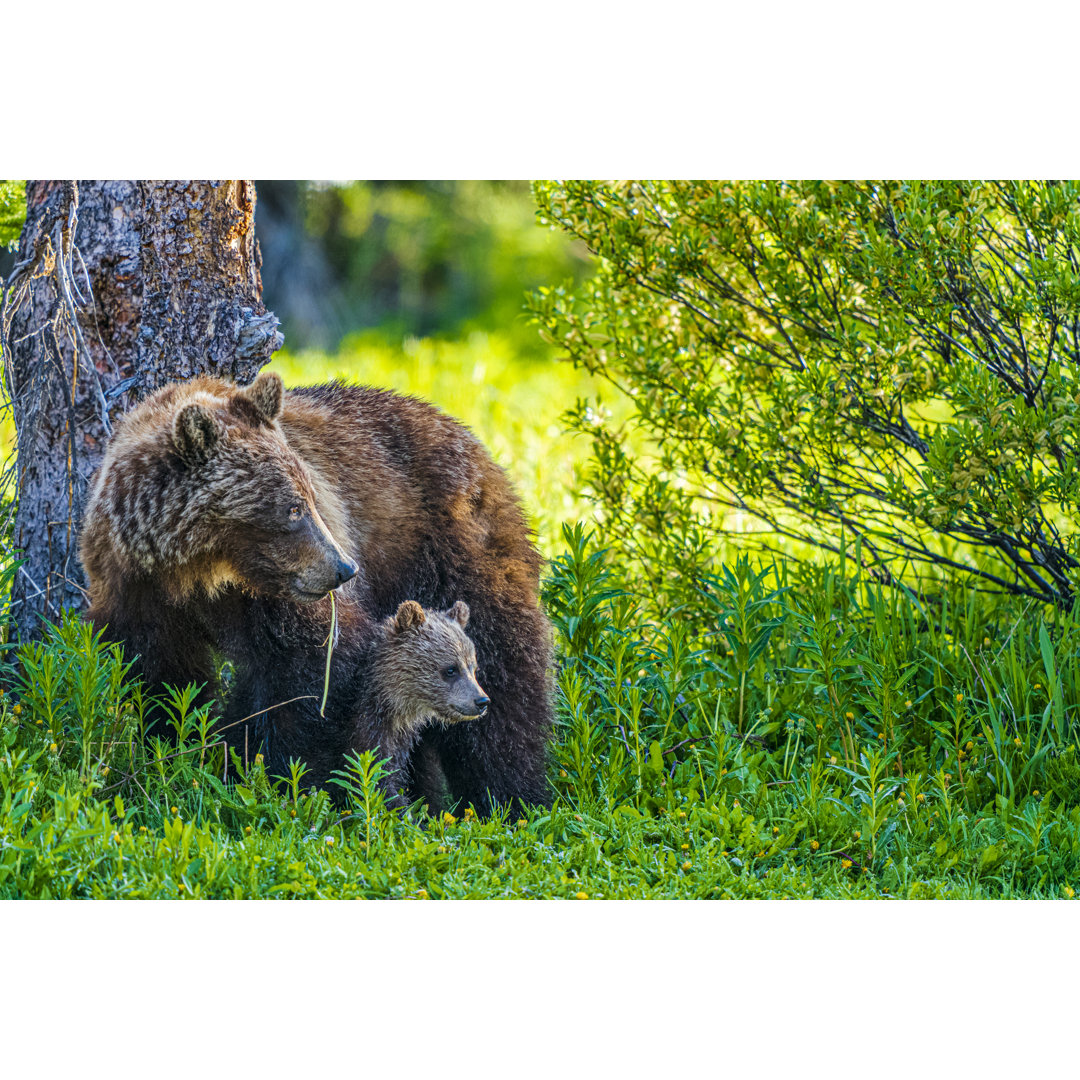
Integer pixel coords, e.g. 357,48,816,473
530,180,1080,615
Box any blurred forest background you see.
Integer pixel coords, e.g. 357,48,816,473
255,180,587,353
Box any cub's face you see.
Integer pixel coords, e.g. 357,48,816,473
86,372,357,603
385,601,490,724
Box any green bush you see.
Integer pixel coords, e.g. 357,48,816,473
530,181,1080,617
0,181,25,251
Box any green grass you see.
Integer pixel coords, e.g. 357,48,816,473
2,527,1080,899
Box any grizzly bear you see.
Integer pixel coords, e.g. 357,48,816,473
79,371,552,814
345,599,489,805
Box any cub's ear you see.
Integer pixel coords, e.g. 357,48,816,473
173,404,222,466
393,600,426,633
445,600,470,629
238,371,284,423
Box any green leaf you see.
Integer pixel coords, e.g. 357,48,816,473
649,740,664,774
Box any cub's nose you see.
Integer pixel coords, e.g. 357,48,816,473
335,556,359,586
474,695,490,711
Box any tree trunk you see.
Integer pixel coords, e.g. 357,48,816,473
1,180,281,640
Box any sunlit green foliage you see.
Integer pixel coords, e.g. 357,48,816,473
530,181,1080,616
541,526,1080,897
0,181,25,250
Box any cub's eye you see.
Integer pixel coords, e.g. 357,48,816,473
442,666,458,681
288,503,304,522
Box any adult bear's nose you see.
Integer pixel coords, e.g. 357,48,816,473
474,695,490,711
335,556,359,586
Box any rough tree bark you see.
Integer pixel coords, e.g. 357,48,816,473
1,180,281,640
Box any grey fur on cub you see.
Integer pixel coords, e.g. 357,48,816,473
348,599,488,805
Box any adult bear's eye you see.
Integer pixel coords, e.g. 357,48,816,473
288,502,304,522
442,665,458,680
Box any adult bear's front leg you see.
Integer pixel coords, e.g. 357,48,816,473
86,593,221,741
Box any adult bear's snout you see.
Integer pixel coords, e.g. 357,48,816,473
335,555,359,587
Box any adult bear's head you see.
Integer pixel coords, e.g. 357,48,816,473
81,372,358,606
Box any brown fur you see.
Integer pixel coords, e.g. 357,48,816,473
343,600,489,804
80,373,553,813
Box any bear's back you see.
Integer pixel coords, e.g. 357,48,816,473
280,383,541,614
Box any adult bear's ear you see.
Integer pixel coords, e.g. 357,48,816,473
173,404,222,466
445,601,469,629
393,600,426,632
238,371,284,423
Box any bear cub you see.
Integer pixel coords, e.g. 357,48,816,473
349,599,488,806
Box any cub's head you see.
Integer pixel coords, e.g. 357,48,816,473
379,600,489,724
81,371,357,604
